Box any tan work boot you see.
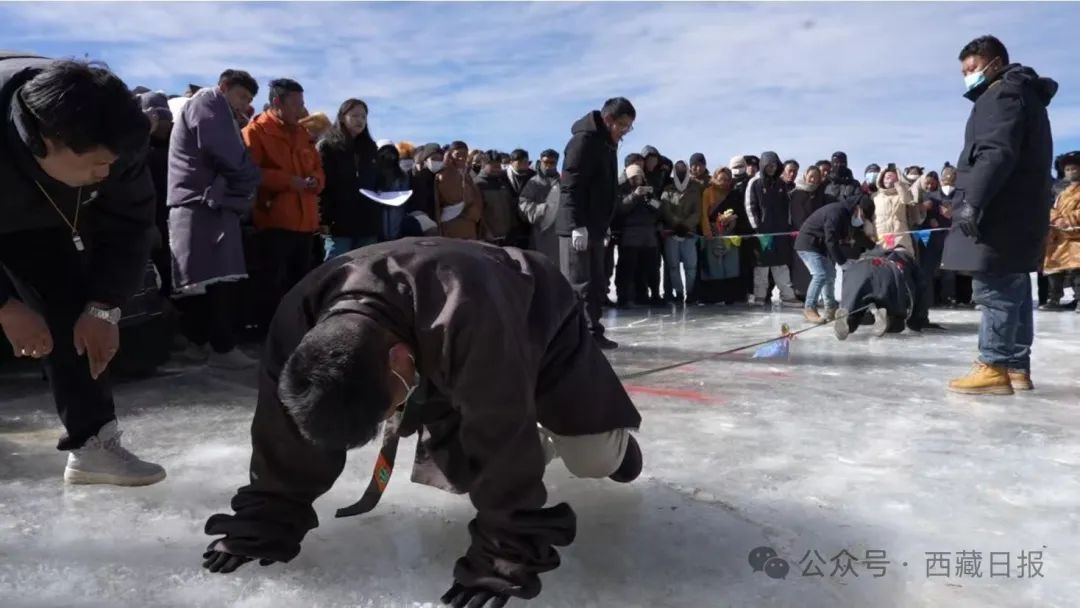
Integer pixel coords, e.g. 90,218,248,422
1008,370,1034,391
947,362,1014,395
824,308,838,321
803,308,825,324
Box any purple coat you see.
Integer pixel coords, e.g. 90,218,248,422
167,88,261,292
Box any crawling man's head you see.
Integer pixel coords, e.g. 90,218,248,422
278,313,417,450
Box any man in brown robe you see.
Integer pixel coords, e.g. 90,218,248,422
202,237,642,607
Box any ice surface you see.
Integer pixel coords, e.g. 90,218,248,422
2,304,1079,607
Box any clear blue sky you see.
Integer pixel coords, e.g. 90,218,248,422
2,1,1077,175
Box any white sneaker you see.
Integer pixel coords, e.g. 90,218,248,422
871,306,889,337
834,309,851,341
64,421,166,486
208,348,258,370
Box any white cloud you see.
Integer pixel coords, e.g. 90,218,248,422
2,1,1077,170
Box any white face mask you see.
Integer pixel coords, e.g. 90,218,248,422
941,185,955,196
906,174,919,182
426,159,444,173
391,353,419,409
399,159,415,173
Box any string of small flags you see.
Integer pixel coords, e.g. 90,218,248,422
706,227,952,251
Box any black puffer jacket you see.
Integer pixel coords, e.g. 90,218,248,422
824,167,862,201
615,175,660,248
0,52,155,308
794,196,867,265
557,111,618,237
317,133,380,239
943,64,1057,273
745,151,792,265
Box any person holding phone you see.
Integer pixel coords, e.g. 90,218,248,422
243,78,325,334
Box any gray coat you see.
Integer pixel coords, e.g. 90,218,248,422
518,171,561,261
167,87,261,292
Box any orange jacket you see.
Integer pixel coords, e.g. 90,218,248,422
243,111,325,233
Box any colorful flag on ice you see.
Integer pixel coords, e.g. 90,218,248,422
752,323,793,359
752,337,790,359
883,233,897,249
759,234,774,251
915,230,931,245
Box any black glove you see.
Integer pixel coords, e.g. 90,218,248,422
441,582,510,608
202,539,275,574
953,203,981,239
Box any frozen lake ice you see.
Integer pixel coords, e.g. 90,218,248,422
2,303,1079,608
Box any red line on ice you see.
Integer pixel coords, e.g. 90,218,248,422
623,384,720,403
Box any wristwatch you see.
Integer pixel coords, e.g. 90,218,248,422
85,304,122,325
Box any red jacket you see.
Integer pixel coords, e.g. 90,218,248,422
243,112,325,233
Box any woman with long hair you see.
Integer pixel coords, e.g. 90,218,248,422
316,98,380,258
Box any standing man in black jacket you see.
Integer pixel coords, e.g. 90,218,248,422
557,97,635,350
943,36,1057,395
0,53,165,485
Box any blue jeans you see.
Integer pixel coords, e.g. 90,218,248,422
663,235,698,298
324,235,378,260
797,250,837,310
972,272,1033,371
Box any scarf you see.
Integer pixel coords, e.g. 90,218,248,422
795,180,819,193
672,170,691,193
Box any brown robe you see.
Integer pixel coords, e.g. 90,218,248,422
1044,184,1080,273
434,167,484,240
206,237,640,584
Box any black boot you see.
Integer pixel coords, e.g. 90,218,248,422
609,435,642,483
594,334,619,350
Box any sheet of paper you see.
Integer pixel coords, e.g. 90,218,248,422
440,202,465,222
360,189,413,207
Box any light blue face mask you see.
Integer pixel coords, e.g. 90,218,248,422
851,215,864,228
963,71,986,92
865,172,879,184
964,58,999,92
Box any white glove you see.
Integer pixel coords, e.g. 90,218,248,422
648,199,661,210
571,227,589,252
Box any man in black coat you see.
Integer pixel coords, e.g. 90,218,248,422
0,53,165,485
745,151,798,305
557,97,635,350
942,35,1057,395
201,238,643,608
